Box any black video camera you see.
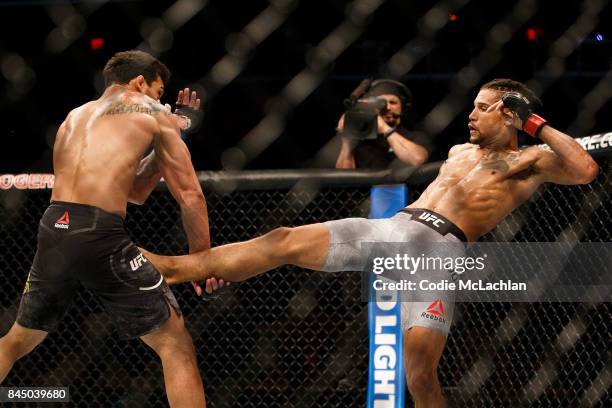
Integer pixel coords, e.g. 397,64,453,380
342,96,388,140
340,78,412,141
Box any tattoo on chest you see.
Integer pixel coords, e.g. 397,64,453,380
478,152,520,174
102,100,166,117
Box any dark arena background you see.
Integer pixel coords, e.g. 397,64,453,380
0,0,611,407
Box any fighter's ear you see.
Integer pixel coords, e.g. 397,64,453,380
501,106,515,125
129,75,147,92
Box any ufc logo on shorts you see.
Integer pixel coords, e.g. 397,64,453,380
418,212,446,228
130,253,148,271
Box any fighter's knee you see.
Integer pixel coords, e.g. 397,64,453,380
406,369,438,398
266,227,296,262
266,226,292,242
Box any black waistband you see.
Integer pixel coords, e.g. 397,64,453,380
400,208,468,243
49,201,125,225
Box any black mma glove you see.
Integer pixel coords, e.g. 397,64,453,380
501,91,547,138
175,103,203,136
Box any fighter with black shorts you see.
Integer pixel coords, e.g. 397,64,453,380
18,201,180,340
0,50,219,408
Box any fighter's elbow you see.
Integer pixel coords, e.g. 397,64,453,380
570,160,599,184
579,161,599,184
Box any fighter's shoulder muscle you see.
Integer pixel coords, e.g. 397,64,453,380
519,144,555,176
448,143,474,157
520,144,549,160
57,103,93,139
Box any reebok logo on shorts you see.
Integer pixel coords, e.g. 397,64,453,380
54,211,70,229
130,253,148,271
421,300,446,324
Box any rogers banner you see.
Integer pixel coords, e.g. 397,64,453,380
0,174,55,190
533,132,612,155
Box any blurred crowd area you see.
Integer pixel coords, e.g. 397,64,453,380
0,0,611,173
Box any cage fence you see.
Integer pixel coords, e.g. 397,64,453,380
1,156,610,407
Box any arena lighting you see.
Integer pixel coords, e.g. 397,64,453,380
526,27,539,41
89,37,105,50
595,33,604,41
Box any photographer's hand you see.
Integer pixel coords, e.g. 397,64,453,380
377,116,395,138
336,114,345,131
335,114,356,169
378,117,429,167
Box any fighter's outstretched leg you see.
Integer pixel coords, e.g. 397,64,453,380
144,223,329,285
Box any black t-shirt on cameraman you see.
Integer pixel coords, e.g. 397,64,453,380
352,126,432,169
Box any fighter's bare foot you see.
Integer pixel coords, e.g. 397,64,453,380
138,248,231,298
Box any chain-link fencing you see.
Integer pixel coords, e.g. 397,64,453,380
1,155,610,407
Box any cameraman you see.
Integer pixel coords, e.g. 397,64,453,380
334,80,433,405
335,79,430,169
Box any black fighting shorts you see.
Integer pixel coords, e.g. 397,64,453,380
17,201,181,340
